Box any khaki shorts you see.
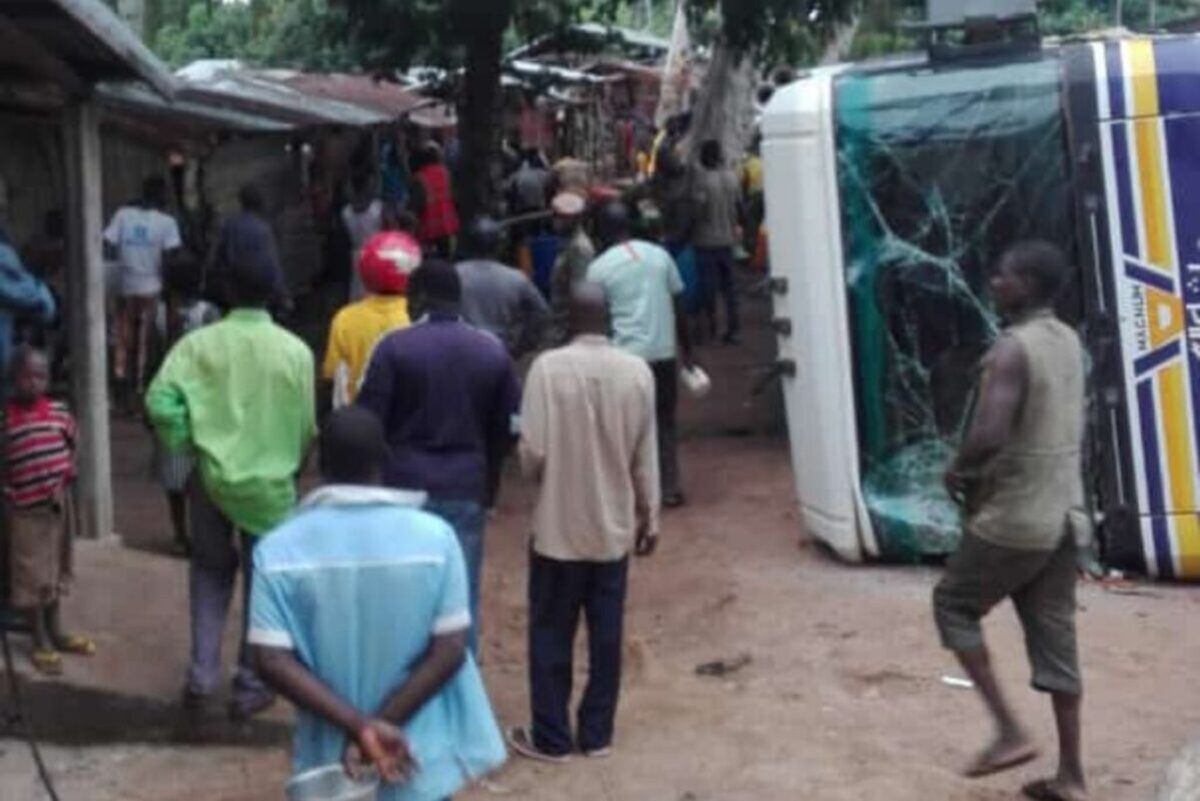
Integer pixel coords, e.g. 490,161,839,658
933,532,1081,696
8,503,66,609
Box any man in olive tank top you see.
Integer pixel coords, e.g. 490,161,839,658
936,241,1088,801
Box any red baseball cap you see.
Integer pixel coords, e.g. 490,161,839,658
359,231,422,295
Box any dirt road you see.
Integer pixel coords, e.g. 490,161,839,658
1,295,1197,800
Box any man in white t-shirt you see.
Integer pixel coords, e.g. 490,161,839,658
103,176,181,393
342,174,385,302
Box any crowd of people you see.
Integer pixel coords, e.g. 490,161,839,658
0,119,1094,800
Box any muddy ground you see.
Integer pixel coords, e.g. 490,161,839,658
1,288,1197,801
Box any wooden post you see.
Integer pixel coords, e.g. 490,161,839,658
63,100,113,541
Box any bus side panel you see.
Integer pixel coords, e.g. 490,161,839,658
763,76,875,562
1094,38,1200,579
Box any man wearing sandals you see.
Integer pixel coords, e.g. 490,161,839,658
506,284,660,763
936,241,1088,801
4,346,95,674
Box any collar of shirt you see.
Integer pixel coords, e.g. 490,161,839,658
571,334,610,347
225,308,272,325
416,310,463,325
300,484,428,510
5,396,50,420
363,293,405,308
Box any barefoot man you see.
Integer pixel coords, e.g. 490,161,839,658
935,240,1088,801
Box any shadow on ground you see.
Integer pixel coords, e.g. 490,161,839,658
0,679,289,748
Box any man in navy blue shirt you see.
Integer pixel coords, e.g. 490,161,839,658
358,259,520,653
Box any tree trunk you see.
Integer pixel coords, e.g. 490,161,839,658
453,1,513,222
820,14,861,65
683,36,756,165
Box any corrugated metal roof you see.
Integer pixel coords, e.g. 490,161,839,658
508,22,671,62
274,72,425,116
176,62,390,127
0,0,175,96
175,61,456,130
507,58,613,86
98,80,292,134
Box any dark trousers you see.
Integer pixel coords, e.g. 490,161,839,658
649,359,681,497
695,246,739,337
528,550,629,755
186,479,271,703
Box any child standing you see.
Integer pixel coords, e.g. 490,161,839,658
4,345,94,675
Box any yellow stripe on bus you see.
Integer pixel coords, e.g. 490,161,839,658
1158,364,1200,572
1127,39,1160,117
1127,40,1173,273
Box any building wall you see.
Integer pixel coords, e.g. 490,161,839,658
0,113,165,249
0,114,65,246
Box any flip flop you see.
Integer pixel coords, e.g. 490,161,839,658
30,649,63,676
1022,779,1089,801
964,741,1039,778
505,726,570,765
56,635,97,656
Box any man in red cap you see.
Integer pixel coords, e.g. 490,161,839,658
323,231,421,409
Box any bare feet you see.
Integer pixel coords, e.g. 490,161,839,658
964,732,1039,778
1022,777,1089,801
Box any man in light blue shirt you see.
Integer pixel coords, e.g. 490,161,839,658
249,406,506,800
586,201,693,507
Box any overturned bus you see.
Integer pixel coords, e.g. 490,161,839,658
762,32,1200,580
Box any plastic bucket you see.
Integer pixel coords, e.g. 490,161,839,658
284,765,378,801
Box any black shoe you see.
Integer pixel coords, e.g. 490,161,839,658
663,491,686,508
181,686,212,714
228,691,276,723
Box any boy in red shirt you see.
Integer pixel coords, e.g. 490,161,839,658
4,345,94,674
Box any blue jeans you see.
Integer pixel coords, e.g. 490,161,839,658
424,498,486,653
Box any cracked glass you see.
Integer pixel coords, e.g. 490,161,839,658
834,55,1078,560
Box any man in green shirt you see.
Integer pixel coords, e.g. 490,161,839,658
146,253,315,720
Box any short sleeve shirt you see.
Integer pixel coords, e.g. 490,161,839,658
586,240,683,362
103,206,181,296
322,295,410,407
248,486,506,801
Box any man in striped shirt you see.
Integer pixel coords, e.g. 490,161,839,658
3,345,94,674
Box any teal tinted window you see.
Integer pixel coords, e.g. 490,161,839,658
835,56,1076,560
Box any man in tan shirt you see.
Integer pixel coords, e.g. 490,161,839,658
507,283,660,764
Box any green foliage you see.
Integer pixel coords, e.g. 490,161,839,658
145,0,860,71
1041,0,1199,34
153,3,260,67
152,0,364,70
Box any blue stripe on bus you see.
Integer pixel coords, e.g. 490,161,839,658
1137,380,1175,576
1125,261,1174,293
1134,341,1181,377
1152,38,1200,117
1111,123,1139,259
1106,41,1126,119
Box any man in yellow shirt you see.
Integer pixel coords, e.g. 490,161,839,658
323,231,421,408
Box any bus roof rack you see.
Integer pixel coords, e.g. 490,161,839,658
902,0,1042,63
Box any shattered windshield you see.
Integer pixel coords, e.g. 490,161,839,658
834,55,1078,560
